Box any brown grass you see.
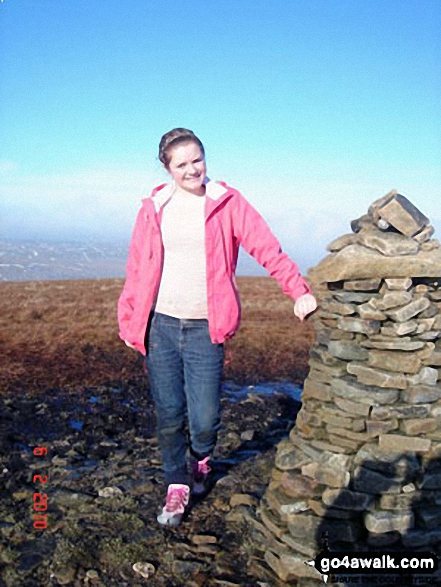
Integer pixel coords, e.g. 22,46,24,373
0,277,315,395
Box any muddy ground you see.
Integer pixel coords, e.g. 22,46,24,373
0,277,314,586
1,377,302,586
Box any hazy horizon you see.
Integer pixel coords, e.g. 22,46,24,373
2,237,309,280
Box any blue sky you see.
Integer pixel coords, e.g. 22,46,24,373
1,0,440,274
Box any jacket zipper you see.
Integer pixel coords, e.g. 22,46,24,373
153,208,164,308
204,193,236,344
204,219,218,343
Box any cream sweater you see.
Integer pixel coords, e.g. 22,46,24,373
154,185,208,319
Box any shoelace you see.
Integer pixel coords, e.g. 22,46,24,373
165,487,188,513
197,456,211,475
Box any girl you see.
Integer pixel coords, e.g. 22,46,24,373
118,128,317,526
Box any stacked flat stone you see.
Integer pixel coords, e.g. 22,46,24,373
252,191,441,585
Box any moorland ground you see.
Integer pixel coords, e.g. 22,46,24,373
0,277,315,396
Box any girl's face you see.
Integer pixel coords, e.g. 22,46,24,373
166,141,207,195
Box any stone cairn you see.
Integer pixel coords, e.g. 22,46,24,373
242,191,441,585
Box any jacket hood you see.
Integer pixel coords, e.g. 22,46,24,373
142,178,234,213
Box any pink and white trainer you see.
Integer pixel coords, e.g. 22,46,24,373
192,456,212,496
157,484,190,526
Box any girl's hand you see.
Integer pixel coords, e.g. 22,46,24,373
124,340,136,350
294,293,317,322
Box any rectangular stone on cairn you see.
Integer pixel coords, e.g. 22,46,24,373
328,340,369,361
379,434,431,453
322,488,374,510
400,418,437,435
362,336,423,349
337,316,381,335
334,396,372,416
346,362,407,389
401,385,441,403
319,409,359,430
367,349,421,374
384,278,413,291
310,245,441,282
374,290,412,310
302,378,332,401
365,419,398,435
344,278,382,291
378,194,429,236
331,377,400,404
380,322,418,336
370,404,431,420
353,466,402,494
365,511,414,533
385,297,430,322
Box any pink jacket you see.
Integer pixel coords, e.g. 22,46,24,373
118,179,312,355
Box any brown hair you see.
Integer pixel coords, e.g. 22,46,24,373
158,128,205,169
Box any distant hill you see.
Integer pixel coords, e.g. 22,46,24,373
0,240,129,282
0,240,268,282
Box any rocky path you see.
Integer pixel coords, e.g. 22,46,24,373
0,378,302,586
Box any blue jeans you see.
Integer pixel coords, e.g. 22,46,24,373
145,311,224,486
